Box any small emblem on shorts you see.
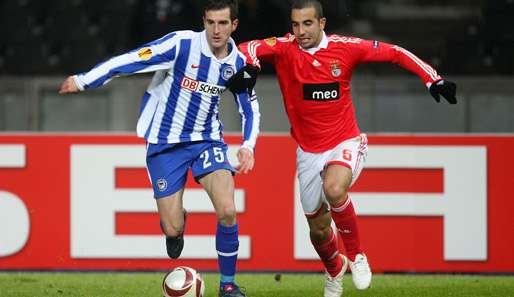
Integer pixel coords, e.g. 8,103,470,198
156,178,167,192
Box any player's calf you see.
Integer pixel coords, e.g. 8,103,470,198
160,210,187,259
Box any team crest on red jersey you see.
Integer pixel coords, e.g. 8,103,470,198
330,60,342,77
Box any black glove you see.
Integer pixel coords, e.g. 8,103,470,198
226,65,259,95
429,79,457,104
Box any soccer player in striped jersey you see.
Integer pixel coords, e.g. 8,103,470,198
229,1,457,296
59,1,256,296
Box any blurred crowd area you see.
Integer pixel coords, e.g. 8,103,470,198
0,0,513,76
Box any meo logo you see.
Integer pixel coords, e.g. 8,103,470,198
303,82,340,101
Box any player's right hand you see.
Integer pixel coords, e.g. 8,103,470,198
429,79,457,104
226,65,259,95
235,147,254,174
58,76,80,94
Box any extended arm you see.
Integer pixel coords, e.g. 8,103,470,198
353,39,457,104
59,32,180,93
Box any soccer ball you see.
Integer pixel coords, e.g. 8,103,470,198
162,266,205,297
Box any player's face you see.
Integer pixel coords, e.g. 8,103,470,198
291,7,326,49
203,8,238,53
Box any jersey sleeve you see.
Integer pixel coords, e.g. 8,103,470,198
73,32,181,90
233,90,260,152
237,34,292,68
351,39,442,86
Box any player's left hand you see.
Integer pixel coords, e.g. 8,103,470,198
235,147,254,174
58,76,80,94
226,65,259,95
429,79,457,104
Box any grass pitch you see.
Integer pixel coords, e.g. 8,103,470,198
0,272,513,297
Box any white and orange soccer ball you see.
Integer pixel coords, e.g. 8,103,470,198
162,266,205,297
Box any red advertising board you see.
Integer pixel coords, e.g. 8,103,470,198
0,134,513,272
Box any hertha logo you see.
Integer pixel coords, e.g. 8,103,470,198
156,178,167,192
222,66,235,80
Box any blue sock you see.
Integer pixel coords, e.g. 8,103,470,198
216,223,239,289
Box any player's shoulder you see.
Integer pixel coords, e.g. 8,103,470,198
259,33,295,47
276,33,296,44
236,50,248,63
326,34,364,47
173,30,198,40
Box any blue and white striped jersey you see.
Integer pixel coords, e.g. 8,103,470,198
73,30,260,150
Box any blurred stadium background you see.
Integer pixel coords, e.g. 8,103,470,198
1,0,513,133
1,0,514,296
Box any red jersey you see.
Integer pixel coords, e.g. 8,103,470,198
239,33,442,153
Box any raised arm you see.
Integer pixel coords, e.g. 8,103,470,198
59,32,181,93
349,38,457,103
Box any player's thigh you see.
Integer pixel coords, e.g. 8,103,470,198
146,143,192,199
191,141,236,210
323,165,353,197
324,134,368,188
198,169,235,213
296,147,326,216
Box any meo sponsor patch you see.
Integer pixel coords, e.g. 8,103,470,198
303,82,340,101
138,47,153,60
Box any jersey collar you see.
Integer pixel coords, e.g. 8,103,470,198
200,30,236,63
301,31,328,55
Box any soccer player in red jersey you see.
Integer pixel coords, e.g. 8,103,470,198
226,0,457,296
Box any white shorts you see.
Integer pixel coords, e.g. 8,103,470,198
296,134,368,216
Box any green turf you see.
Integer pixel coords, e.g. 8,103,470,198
0,272,513,297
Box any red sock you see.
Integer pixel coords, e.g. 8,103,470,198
330,196,362,261
311,228,343,277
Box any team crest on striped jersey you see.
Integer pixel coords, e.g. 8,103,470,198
138,47,153,61
221,65,235,80
330,59,342,77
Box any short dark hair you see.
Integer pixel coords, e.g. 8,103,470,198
204,0,239,21
291,0,324,19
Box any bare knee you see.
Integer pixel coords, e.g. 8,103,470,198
323,181,348,203
216,204,237,226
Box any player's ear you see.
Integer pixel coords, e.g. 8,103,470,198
231,18,239,31
319,17,326,30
